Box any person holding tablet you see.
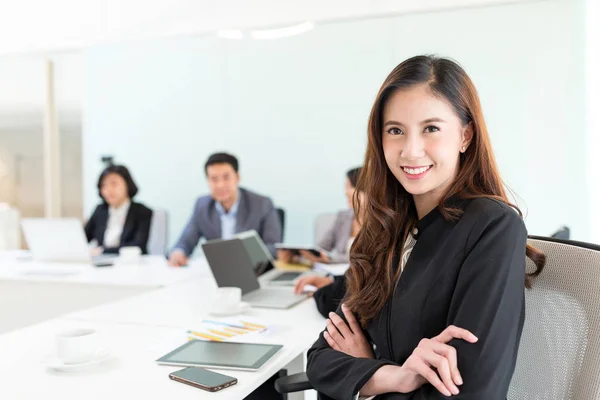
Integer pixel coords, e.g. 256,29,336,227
285,167,364,317
279,167,364,266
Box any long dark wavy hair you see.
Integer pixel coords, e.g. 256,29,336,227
347,55,545,326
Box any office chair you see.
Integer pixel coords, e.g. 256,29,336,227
314,212,336,244
276,208,285,240
275,236,600,399
147,209,168,255
550,225,571,240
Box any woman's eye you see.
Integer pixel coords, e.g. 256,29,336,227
386,127,403,135
424,126,440,133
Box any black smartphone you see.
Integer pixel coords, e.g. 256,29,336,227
168,367,237,392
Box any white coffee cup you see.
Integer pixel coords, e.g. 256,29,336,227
55,328,100,365
212,287,242,313
118,246,142,265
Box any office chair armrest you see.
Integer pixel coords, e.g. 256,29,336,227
274,372,313,393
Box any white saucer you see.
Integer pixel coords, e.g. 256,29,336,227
44,348,111,372
209,302,251,316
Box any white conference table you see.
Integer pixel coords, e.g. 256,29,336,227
0,253,208,287
0,254,212,334
0,253,325,399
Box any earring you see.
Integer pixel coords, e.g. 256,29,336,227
461,146,465,153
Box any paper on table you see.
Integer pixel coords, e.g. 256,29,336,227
188,317,275,342
313,263,349,276
273,260,311,271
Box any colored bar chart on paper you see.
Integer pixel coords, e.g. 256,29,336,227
187,318,270,342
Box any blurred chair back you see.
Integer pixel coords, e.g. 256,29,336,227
0,205,20,250
147,209,168,255
508,237,600,399
314,213,336,244
550,225,571,240
276,208,285,241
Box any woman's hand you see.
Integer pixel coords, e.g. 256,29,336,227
299,250,331,264
293,275,334,295
395,325,478,396
90,246,104,257
324,304,374,359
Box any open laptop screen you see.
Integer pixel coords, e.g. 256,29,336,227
234,231,274,276
201,239,261,294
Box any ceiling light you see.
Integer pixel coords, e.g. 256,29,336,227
217,30,244,40
250,21,314,40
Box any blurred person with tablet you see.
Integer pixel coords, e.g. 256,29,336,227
284,167,364,317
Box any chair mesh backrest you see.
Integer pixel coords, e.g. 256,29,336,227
508,238,600,400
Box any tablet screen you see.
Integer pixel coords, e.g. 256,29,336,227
156,341,283,370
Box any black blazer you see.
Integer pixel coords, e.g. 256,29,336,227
313,275,347,318
84,202,153,255
307,197,528,400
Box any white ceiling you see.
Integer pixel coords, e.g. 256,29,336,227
0,0,545,55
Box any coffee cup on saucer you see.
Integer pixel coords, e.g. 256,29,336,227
55,328,101,365
210,287,250,316
118,246,142,265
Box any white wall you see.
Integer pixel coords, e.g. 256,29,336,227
0,54,83,112
585,0,600,244
82,0,589,251
0,0,543,54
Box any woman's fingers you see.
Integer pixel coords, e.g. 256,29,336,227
417,347,460,395
434,325,478,344
326,318,345,343
429,340,463,386
412,361,452,397
328,312,352,338
340,304,361,334
323,331,340,351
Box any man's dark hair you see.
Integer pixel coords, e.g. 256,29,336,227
204,152,239,175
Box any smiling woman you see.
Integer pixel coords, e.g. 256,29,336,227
381,85,473,219
306,55,546,400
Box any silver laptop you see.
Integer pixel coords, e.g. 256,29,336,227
233,230,306,286
21,218,116,266
201,237,308,309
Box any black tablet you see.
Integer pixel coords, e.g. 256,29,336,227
156,341,283,371
275,244,331,258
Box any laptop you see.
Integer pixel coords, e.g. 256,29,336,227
21,218,117,266
201,237,308,309
233,230,305,285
